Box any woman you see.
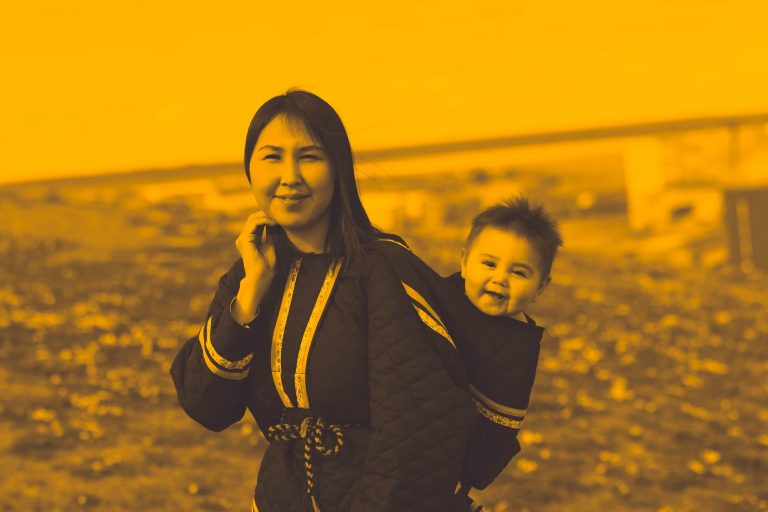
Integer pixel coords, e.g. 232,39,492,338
170,90,477,511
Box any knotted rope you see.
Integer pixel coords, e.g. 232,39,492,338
266,416,350,509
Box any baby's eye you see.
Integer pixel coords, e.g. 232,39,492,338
511,270,528,278
481,260,496,268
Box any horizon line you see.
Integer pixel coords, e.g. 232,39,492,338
4,112,767,188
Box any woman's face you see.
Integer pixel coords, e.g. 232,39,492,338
249,114,335,238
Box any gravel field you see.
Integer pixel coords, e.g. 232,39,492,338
1,175,766,512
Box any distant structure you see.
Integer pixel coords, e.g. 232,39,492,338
723,185,768,272
619,117,768,272
358,114,768,271
616,116,768,232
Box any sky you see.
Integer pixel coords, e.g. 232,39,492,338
2,0,768,184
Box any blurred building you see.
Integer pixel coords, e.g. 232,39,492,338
724,185,768,272
624,122,768,232
623,119,768,270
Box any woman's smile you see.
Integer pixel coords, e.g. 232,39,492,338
273,193,310,206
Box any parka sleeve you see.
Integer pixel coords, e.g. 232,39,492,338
460,325,542,489
349,254,475,512
169,259,267,432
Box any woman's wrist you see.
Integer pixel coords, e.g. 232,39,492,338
231,276,267,325
229,296,259,327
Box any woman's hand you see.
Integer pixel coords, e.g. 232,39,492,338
232,211,277,323
235,210,277,280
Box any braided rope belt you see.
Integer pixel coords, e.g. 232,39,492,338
266,417,354,508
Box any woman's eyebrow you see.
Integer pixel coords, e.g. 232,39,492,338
298,145,324,152
258,145,283,152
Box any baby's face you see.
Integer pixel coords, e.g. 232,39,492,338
461,227,549,318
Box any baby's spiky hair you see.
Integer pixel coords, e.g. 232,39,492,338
466,196,563,280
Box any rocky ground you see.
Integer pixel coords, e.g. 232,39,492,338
1,178,766,511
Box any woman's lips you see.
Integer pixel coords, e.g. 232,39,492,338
274,194,309,205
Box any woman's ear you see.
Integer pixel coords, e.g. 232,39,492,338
459,247,467,279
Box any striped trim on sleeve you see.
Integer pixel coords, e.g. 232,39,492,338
198,315,252,380
470,384,526,429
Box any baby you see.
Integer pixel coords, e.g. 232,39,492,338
371,195,562,509
460,195,559,322
453,196,562,507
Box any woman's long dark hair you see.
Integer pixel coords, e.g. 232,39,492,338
244,89,386,270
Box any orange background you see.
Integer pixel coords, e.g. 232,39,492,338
2,3,768,511
2,1,768,183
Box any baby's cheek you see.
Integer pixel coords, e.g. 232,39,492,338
465,291,484,311
507,296,525,315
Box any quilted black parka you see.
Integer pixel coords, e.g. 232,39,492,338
373,239,545,491
170,241,477,511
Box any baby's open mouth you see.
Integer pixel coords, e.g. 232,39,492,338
484,290,508,301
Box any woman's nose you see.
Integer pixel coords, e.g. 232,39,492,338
279,158,303,186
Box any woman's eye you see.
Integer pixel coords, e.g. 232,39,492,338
262,154,280,161
299,154,321,162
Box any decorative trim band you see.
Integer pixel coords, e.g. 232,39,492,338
271,257,344,409
473,398,524,429
413,305,456,349
295,258,343,409
271,259,303,408
198,321,250,381
469,384,527,418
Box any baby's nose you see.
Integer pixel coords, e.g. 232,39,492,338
491,272,509,287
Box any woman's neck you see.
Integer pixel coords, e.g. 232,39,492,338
283,216,331,254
